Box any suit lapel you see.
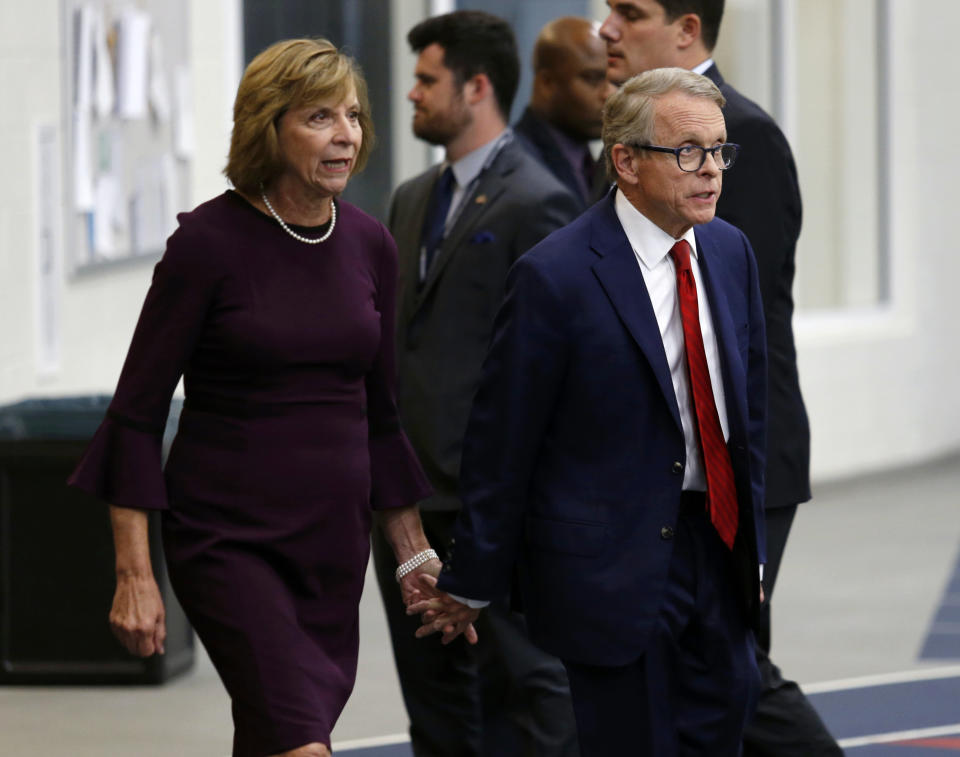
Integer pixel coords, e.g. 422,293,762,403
590,197,683,432
415,145,515,307
694,226,748,438
396,168,440,329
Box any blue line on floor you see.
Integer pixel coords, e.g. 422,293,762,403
809,676,960,743
921,543,960,661
337,673,960,755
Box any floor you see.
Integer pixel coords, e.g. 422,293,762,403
1,454,958,756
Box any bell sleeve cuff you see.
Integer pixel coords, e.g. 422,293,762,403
368,425,432,511
67,412,169,511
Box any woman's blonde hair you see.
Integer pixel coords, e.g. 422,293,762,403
224,38,374,194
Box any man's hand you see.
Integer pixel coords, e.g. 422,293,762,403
406,573,480,645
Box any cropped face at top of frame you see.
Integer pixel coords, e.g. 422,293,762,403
600,0,685,85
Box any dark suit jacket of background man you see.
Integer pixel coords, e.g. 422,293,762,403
378,135,581,755
513,107,609,213
703,64,810,514
703,65,843,757
437,192,768,663
390,137,580,511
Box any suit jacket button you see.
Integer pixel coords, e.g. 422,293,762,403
660,526,675,540
672,461,683,474
442,563,452,573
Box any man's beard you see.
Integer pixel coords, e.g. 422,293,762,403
413,103,472,146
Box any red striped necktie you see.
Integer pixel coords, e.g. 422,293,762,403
669,239,739,550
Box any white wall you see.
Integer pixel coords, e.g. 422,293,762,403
0,0,957,485
391,0,434,186
0,0,67,397
0,0,239,401
794,0,960,481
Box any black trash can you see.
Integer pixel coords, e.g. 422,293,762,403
0,396,194,684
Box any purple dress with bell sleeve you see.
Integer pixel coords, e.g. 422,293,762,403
69,191,431,755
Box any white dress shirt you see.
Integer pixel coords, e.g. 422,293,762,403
613,188,730,491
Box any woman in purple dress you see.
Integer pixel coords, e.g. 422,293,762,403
69,39,443,757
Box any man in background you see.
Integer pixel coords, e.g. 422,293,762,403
599,1,841,754
513,16,611,211
371,10,580,757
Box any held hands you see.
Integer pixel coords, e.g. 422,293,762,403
380,509,480,645
110,572,167,657
397,556,443,608
406,573,480,645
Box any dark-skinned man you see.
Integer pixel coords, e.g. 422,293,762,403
513,16,611,211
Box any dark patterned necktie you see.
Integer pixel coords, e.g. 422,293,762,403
669,239,739,549
420,165,455,281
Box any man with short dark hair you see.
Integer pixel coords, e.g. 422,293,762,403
412,66,768,757
599,2,841,754
513,17,610,210
371,10,581,757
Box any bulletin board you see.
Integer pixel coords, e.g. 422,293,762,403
62,0,192,272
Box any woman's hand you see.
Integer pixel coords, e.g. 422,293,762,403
110,572,166,656
107,505,165,656
398,556,442,608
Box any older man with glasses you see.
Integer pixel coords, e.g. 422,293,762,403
410,67,769,757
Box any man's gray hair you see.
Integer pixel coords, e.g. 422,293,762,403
602,67,726,179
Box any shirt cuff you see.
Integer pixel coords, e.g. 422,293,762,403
446,592,490,609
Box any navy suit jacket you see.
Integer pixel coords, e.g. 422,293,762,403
438,191,768,666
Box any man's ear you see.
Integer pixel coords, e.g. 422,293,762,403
675,13,702,50
534,69,557,97
611,143,640,185
530,69,554,106
464,72,491,106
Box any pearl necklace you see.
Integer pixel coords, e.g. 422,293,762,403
260,186,336,244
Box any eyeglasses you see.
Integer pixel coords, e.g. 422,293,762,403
634,143,740,172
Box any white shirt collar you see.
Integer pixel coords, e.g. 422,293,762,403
614,188,698,270
449,129,509,189
692,58,714,76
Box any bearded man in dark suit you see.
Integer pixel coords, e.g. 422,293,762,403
598,1,841,754
371,10,581,757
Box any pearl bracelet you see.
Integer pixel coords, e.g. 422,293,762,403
395,549,439,583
